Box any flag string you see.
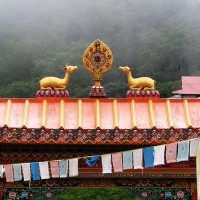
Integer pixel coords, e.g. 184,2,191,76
1,137,199,165
0,137,199,182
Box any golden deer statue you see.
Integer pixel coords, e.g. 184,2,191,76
39,64,78,90
119,66,156,90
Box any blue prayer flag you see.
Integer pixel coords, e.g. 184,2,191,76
86,155,100,167
30,162,40,181
177,140,189,162
59,160,68,178
143,147,154,168
122,151,133,170
13,164,22,181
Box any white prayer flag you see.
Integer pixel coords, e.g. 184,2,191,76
154,145,165,166
22,163,31,181
133,149,143,169
190,138,199,157
39,162,50,179
69,158,78,177
101,154,112,173
0,165,5,178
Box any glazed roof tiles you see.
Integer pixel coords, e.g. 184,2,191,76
0,97,200,130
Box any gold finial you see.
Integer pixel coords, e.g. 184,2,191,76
83,39,113,97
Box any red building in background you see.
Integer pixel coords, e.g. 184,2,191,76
172,76,200,98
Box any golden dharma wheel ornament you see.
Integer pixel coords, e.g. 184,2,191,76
83,39,113,97
83,39,113,86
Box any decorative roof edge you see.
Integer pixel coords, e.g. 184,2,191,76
0,127,198,145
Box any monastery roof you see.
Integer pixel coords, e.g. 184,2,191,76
0,97,200,130
172,76,200,95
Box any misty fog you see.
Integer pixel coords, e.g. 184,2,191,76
0,0,200,97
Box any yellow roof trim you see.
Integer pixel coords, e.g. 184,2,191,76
166,100,173,129
130,100,137,129
148,99,156,128
59,100,65,129
5,100,12,127
41,100,47,128
22,100,29,128
95,99,101,129
184,99,192,128
78,99,83,129
113,100,119,129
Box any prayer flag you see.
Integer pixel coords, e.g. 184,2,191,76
112,153,123,172
4,164,14,182
154,145,165,166
133,149,143,169
190,138,199,157
177,140,189,162
0,165,4,178
143,147,154,168
101,154,112,173
69,158,78,177
22,163,31,181
59,160,68,178
39,162,50,179
30,162,40,181
50,161,59,178
166,143,177,163
122,150,133,170
13,164,22,181
86,155,100,167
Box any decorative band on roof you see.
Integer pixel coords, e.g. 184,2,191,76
0,127,199,145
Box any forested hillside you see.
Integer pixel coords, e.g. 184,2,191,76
0,0,200,98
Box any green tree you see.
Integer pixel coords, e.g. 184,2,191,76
53,188,138,200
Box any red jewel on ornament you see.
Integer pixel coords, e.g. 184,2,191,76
102,47,107,52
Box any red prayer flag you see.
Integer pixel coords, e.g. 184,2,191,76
4,164,14,182
50,161,59,178
112,152,123,172
166,143,177,163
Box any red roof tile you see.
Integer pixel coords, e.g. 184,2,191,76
0,97,200,130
